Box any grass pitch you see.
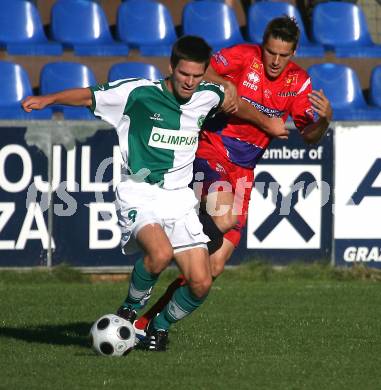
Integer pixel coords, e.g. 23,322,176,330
0,263,381,390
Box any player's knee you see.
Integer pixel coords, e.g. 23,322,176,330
210,238,235,277
213,212,238,233
144,248,173,273
189,275,212,298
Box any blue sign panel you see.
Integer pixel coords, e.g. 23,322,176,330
335,239,381,265
0,125,138,267
0,127,51,266
0,124,333,268
231,128,333,265
50,129,139,267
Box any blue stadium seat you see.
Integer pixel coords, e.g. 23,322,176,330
108,62,163,82
247,2,324,57
369,65,381,108
40,62,97,120
182,1,244,52
312,1,381,57
307,63,381,121
0,0,62,56
0,61,52,119
51,0,129,56
117,0,177,56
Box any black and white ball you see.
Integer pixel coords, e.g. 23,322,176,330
90,314,135,356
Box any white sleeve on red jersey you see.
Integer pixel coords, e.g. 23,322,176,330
290,76,316,131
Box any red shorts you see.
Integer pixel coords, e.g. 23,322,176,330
194,141,254,247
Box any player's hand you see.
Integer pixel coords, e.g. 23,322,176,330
220,81,239,114
21,96,51,112
264,117,289,140
308,89,333,122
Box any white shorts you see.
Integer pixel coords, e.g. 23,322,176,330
115,179,209,254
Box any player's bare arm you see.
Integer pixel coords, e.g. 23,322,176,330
206,65,289,139
301,89,333,144
218,95,289,140
22,87,92,112
235,99,289,140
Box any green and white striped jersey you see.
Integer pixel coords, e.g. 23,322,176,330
90,78,224,189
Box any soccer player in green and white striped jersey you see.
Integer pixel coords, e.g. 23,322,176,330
22,35,271,352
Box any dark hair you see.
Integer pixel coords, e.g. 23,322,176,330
263,16,300,51
170,35,212,70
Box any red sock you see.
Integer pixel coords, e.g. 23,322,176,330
134,274,187,329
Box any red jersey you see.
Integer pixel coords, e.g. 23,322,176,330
198,44,315,168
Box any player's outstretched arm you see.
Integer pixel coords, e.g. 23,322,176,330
301,89,333,144
22,87,92,112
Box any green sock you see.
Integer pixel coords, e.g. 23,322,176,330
153,285,208,331
123,258,158,311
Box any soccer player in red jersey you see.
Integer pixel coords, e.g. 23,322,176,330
134,16,333,338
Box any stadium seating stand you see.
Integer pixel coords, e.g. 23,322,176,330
308,63,381,121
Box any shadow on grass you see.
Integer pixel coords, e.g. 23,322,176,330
0,321,92,349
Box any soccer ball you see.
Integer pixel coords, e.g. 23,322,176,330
90,314,135,357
